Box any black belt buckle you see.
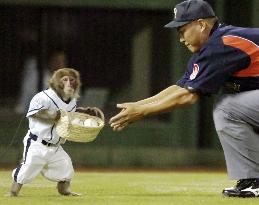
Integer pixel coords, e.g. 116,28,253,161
41,140,53,147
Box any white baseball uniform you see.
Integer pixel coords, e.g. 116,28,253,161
12,88,77,184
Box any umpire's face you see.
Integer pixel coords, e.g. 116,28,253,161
177,19,211,53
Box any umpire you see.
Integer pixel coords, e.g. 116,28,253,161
110,0,259,198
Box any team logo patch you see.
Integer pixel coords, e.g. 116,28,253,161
190,64,199,80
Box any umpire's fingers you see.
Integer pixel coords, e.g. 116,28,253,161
109,114,128,125
109,106,126,122
112,122,128,131
110,113,129,127
116,103,131,111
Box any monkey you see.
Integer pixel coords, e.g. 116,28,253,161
7,68,82,197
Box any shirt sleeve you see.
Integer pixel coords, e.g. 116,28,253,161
176,59,194,88
26,92,50,117
177,43,250,95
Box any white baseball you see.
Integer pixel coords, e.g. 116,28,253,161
84,119,98,127
71,118,83,126
62,116,69,122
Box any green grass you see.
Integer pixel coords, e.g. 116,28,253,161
1,170,259,205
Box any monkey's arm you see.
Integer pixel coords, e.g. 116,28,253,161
32,109,61,122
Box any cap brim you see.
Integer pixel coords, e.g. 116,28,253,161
164,20,190,28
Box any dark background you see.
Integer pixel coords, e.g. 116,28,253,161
0,0,255,168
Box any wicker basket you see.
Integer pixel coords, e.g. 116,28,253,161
56,109,105,143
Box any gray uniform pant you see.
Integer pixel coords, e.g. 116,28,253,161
213,90,259,180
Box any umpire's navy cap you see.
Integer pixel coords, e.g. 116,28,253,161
165,0,215,28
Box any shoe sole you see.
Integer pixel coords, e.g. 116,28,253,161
223,191,257,198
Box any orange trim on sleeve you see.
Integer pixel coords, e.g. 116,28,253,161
222,35,259,77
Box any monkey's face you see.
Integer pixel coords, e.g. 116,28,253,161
49,68,81,100
60,75,76,100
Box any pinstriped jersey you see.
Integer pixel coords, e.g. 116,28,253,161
177,23,259,95
26,88,77,144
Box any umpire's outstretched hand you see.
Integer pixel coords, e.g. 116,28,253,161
109,103,144,131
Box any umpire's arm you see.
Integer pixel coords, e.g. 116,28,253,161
109,85,199,131
137,85,198,114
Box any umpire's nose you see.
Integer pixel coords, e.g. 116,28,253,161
179,35,185,44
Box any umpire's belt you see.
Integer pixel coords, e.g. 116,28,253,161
29,133,58,147
223,82,259,93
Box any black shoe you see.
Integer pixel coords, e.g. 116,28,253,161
223,179,259,197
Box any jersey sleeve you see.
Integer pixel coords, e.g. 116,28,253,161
26,92,50,117
176,59,194,88
177,43,251,95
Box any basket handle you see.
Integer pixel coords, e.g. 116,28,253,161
91,107,105,121
76,107,105,121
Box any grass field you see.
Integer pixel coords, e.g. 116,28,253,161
1,169,259,205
